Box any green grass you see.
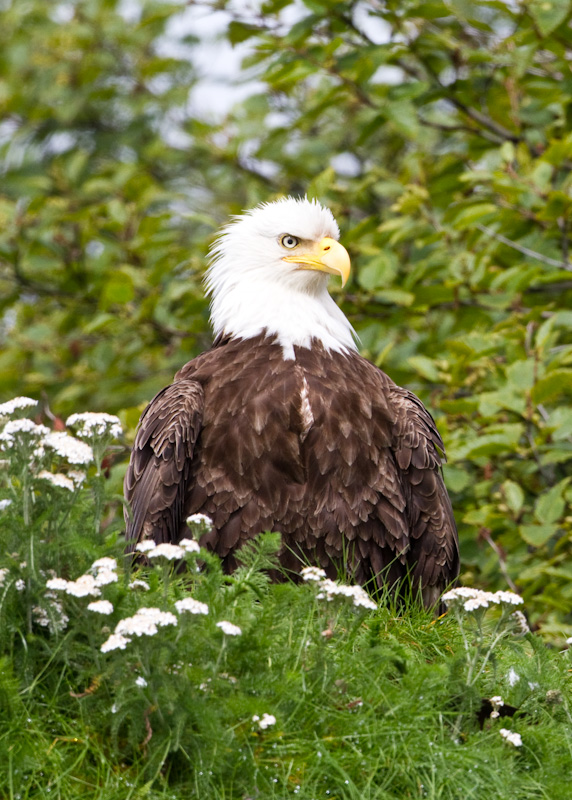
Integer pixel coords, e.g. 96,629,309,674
1,416,572,798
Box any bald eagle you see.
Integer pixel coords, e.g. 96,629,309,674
124,198,459,607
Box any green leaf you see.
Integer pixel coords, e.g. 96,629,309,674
534,479,570,524
502,480,525,515
520,523,560,547
528,0,571,36
407,355,440,382
531,370,572,404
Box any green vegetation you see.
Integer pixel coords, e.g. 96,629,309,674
2,0,572,633
2,0,572,793
1,408,571,798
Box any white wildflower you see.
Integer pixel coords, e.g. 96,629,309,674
135,676,148,688
43,432,93,465
301,566,327,582
46,577,70,591
252,714,259,722
179,538,200,554
463,595,491,612
68,470,86,487
101,633,130,652
492,590,523,607
186,513,212,528
0,396,37,416
510,610,530,635
15,579,25,592
135,540,156,553
91,557,117,572
115,607,177,638
499,728,523,747
175,598,209,615
0,568,9,586
94,569,118,587
37,471,75,492
116,615,159,638
87,600,114,615
32,606,50,627
147,543,185,560
507,667,521,686
216,620,242,636
257,713,276,730
0,419,50,447
66,412,122,439
137,607,178,627
566,636,572,646
128,579,150,591
0,499,12,511
64,574,101,598
349,586,377,610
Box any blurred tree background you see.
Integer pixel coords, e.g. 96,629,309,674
2,0,572,636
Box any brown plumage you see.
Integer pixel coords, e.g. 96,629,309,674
124,198,458,606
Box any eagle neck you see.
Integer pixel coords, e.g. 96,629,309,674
209,279,358,361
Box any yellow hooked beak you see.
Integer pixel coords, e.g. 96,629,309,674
282,237,351,287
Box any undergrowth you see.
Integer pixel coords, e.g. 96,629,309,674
1,398,571,799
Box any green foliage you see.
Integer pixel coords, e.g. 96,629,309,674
1,415,572,798
3,0,572,633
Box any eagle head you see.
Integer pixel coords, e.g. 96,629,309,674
204,197,356,358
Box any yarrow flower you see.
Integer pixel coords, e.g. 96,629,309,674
442,587,523,613
91,557,117,572
253,713,276,730
147,543,185,560
37,471,75,492
113,607,178,643
301,566,327,582
489,695,504,719
87,600,114,615
0,568,9,586
47,574,102,598
315,578,377,611
186,513,212,529
499,728,523,747
43,432,93,465
216,620,242,636
175,598,209,615
135,676,148,688
507,667,521,687
100,633,130,653
0,419,50,449
0,396,37,417
66,412,122,439
135,540,156,553
510,610,530,635
179,538,200,554
0,499,12,511
128,579,150,591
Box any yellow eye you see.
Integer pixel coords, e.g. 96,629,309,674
280,234,299,249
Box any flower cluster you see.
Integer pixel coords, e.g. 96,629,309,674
442,587,523,613
175,598,209,615
253,713,276,730
489,695,504,719
302,568,377,611
216,620,242,636
66,412,122,440
0,396,37,417
37,471,76,492
499,728,523,747
32,592,69,634
43,431,93,465
46,556,119,598
135,539,200,559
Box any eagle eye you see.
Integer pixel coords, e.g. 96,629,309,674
280,234,299,249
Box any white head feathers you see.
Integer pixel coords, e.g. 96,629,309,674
205,197,357,360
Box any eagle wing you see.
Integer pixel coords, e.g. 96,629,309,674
390,386,459,606
124,379,204,548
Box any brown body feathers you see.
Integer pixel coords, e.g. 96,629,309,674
124,334,459,606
